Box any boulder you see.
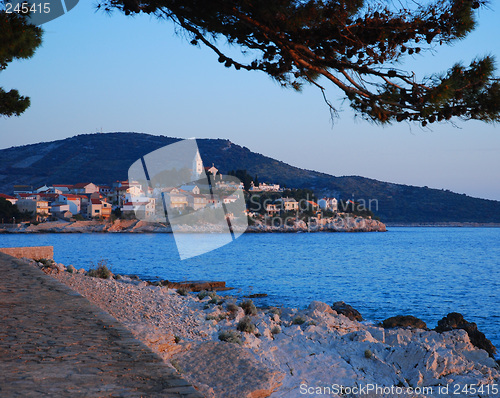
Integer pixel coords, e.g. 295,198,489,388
171,341,284,398
382,315,427,330
331,301,363,321
308,301,335,314
54,263,66,273
434,312,496,357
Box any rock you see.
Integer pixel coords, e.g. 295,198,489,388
462,348,499,368
308,301,335,314
343,330,377,343
66,264,76,273
435,312,497,356
160,280,227,292
77,268,86,274
382,315,427,330
171,341,284,398
385,328,413,346
331,301,362,321
54,263,66,272
365,326,385,343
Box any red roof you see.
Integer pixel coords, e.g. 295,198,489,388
0,193,16,200
17,193,35,198
72,182,94,189
62,194,81,200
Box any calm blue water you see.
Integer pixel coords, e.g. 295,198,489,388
1,228,499,349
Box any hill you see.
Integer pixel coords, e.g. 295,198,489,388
0,132,499,223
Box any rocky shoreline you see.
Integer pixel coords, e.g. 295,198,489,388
0,217,387,234
22,258,500,398
247,217,386,232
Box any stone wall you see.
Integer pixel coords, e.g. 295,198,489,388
0,246,53,260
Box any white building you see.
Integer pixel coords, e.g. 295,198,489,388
180,185,201,195
192,150,204,181
59,194,82,215
318,197,338,212
275,197,299,212
123,197,156,220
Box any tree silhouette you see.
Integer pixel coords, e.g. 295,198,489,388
0,4,43,117
98,0,499,125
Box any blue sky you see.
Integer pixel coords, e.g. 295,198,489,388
1,2,499,200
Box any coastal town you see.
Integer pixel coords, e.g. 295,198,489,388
0,159,349,225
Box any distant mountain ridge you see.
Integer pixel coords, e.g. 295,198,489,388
0,132,499,223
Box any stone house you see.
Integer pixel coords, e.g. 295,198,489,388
275,197,299,212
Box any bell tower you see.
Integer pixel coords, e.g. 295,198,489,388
192,150,204,181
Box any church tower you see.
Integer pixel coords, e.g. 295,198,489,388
192,150,204,181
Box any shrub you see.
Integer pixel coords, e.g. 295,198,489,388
237,316,256,334
271,326,281,335
269,307,282,317
87,260,112,279
197,290,209,300
170,359,183,373
218,330,242,345
240,300,257,316
174,335,181,344
226,303,239,314
206,313,226,321
208,291,221,304
35,258,53,267
177,287,189,296
292,316,306,325
364,349,373,359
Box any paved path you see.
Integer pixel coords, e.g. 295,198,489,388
0,253,203,397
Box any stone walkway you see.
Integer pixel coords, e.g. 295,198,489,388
0,253,203,397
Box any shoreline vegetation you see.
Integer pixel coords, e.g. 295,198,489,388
0,217,387,234
20,258,500,398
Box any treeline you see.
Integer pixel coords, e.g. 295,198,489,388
338,200,378,220
0,198,32,223
227,169,259,191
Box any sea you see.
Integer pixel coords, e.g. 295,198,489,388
1,227,499,350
